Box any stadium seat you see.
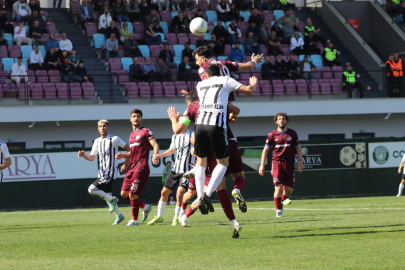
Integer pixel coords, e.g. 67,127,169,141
85,22,97,37
138,45,150,57
69,83,82,98
171,11,178,18
199,0,209,11
296,79,308,94
162,82,176,97
150,45,162,58
35,70,48,83
173,45,185,57
133,22,145,39
109,58,121,73
155,33,167,43
240,11,251,22
82,82,95,98
121,57,133,71
160,11,172,25
284,80,296,95
70,0,80,14
279,44,290,56
0,85,3,99
26,70,35,82
311,54,323,68
30,83,43,99
321,66,333,79
206,11,217,22
46,22,56,33
319,79,332,94
152,81,163,97
93,34,105,48
259,81,271,95
138,82,151,97
332,66,343,78
117,70,129,85
8,45,21,58
48,70,61,83
331,78,343,93
165,33,177,45
273,10,284,20
3,33,13,46
308,79,320,94
43,83,57,99
174,81,188,95
217,56,227,61
125,82,139,97
20,45,32,59
160,22,169,34
2,58,14,72
17,83,30,99
174,56,182,66
178,34,190,44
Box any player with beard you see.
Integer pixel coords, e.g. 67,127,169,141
116,109,159,226
259,112,304,217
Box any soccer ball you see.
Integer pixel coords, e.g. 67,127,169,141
190,18,208,36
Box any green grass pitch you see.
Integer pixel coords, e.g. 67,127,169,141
1,196,405,269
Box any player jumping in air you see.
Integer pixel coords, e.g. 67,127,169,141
259,113,303,217
396,154,405,197
148,125,193,226
78,120,130,225
116,109,159,226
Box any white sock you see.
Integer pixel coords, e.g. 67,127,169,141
142,204,149,211
174,205,181,218
276,209,283,213
194,166,206,199
205,164,227,197
113,204,122,217
89,186,113,202
157,200,166,218
399,184,404,195
230,219,237,228
234,188,240,193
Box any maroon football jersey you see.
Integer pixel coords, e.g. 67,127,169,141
128,126,155,171
265,128,299,162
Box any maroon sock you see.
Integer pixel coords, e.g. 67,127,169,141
217,189,236,221
130,199,140,220
282,194,288,201
139,199,146,209
181,202,188,210
274,197,282,210
185,206,196,217
233,176,245,191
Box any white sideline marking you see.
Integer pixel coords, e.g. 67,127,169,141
248,207,405,211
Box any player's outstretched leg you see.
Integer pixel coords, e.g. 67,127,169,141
231,174,247,213
397,180,404,197
204,162,229,212
107,195,125,225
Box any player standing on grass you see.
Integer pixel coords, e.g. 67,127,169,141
147,126,193,226
78,120,129,225
0,140,12,183
259,113,303,217
116,109,159,226
396,154,405,197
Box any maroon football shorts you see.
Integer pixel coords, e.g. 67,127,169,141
121,169,150,195
272,160,295,188
188,175,211,191
226,140,244,174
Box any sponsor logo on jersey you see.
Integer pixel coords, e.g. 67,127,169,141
275,144,290,148
130,142,140,148
200,104,224,109
273,178,280,184
275,139,279,141
134,179,140,184
149,130,153,135
287,137,292,141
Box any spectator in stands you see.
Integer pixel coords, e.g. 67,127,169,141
61,58,82,83
267,30,283,56
68,48,80,68
304,31,320,55
12,0,31,24
105,33,119,66
193,8,204,19
30,20,46,45
248,8,264,27
230,43,244,62
60,33,73,54
99,8,113,34
159,44,177,69
155,58,172,81
271,21,283,40
76,61,94,83
129,57,144,81
286,54,300,79
138,0,151,19
53,0,62,8
29,45,44,71
59,50,68,63
170,11,187,34
279,0,295,10
246,21,260,40
79,0,97,28
290,31,304,55
244,32,261,55
259,21,271,44
45,47,61,70
45,33,60,52
106,20,121,42
386,54,402,97
146,9,160,28
234,0,252,11
304,19,325,47
299,55,316,79
281,19,294,44
182,42,194,62
323,42,340,67
170,0,181,11
0,28,8,49
197,35,208,47
28,0,40,13
277,9,298,31
112,0,129,22
274,54,286,78
343,65,363,98
259,0,276,11
124,34,140,57
184,10,192,30
178,56,199,81
213,20,226,45
127,0,141,22
208,34,224,56
11,57,28,83
142,57,157,81
217,0,233,22
120,22,131,42
3,76,15,90
144,22,162,45
100,1,113,15
28,9,49,34
180,0,197,12
226,19,242,44
14,21,32,46
261,56,274,79
229,4,242,22
0,10,14,34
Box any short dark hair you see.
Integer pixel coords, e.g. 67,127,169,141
79,60,84,64
17,56,22,60
274,112,289,123
71,48,77,51
185,91,199,103
205,64,220,77
192,46,212,59
185,42,190,45
130,109,143,117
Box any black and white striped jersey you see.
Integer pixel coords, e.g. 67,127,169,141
0,140,10,174
90,134,126,179
196,76,242,127
169,130,193,174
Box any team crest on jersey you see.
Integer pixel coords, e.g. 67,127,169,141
189,182,194,189
275,139,279,141
135,135,140,140
273,178,280,184
287,137,292,141
149,130,153,135
266,139,269,143
134,179,140,184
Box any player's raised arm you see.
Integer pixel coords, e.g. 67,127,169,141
296,145,304,173
77,150,96,161
168,106,186,134
238,53,264,71
259,145,270,176
236,76,258,96
149,138,160,165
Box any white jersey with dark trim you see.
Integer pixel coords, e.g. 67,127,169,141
196,76,242,127
0,140,10,174
169,130,193,174
90,134,126,179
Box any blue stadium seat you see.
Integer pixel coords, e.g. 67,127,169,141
24,25,29,33
232,44,244,52
240,11,251,22
174,56,182,66
311,54,323,68
190,44,196,50
121,22,134,33
271,21,283,29
204,33,211,40
298,55,308,62
155,33,167,42
16,58,28,67
3,33,13,45
121,57,133,71
206,11,217,22
93,34,105,48
217,56,228,61
298,32,303,38
213,21,227,28
160,22,169,34
173,45,185,57
273,10,285,20
255,62,263,68
224,21,231,28
138,45,150,57
2,58,15,72
20,45,33,59
171,11,178,19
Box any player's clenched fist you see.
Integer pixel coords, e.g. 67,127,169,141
78,150,85,158
115,153,124,160
120,163,128,173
